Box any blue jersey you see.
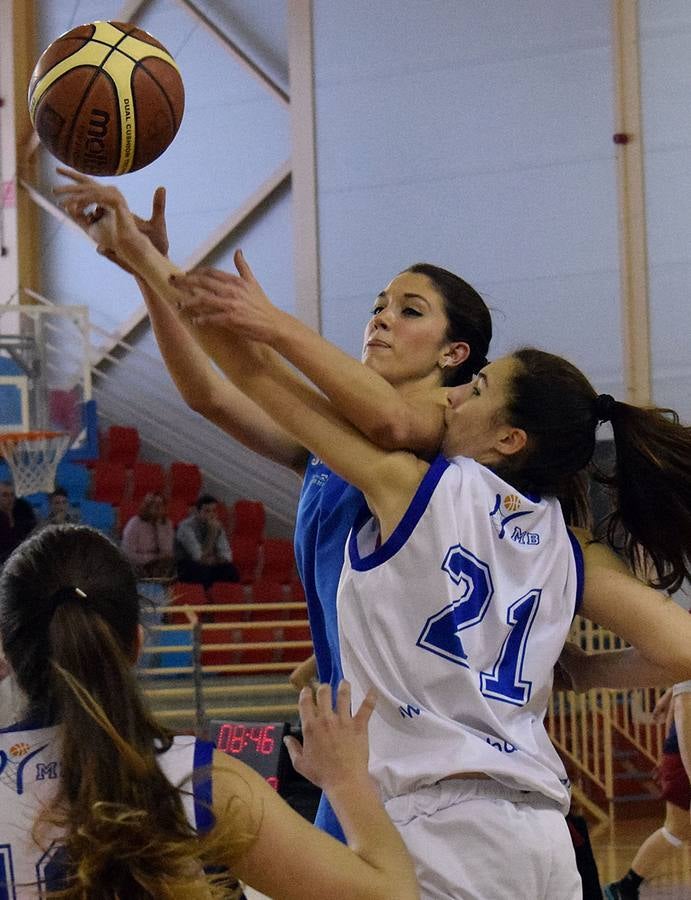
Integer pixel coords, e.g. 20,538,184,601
294,454,367,840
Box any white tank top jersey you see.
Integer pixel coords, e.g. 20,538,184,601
0,725,212,897
337,455,583,813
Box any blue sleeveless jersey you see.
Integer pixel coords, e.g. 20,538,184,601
294,454,367,841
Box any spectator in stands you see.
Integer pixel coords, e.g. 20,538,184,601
175,494,238,587
0,481,36,567
121,492,175,579
43,486,79,525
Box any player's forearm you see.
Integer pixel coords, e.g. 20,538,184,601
135,276,306,470
270,308,442,455
576,648,675,691
129,241,398,492
325,775,419,899
134,275,219,408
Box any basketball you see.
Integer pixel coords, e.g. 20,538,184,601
28,21,184,176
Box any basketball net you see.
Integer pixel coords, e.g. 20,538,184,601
0,431,71,497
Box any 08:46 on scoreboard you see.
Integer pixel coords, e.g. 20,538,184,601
210,720,290,791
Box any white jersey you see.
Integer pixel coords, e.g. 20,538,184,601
337,455,583,813
0,723,213,897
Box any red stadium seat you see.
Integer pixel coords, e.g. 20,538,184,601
285,580,307,618
169,461,202,504
167,496,192,528
232,499,266,541
251,580,286,603
250,579,287,622
259,538,296,584
201,625,243,668
230,534,261,584
130,461,165,504
165,582,206,625
106,425,140,466
208,581,248,622
286,580,306,603
91,462,127,506
237,626,282,665
280,624,313,663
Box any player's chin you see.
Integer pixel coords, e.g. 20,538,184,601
362,349,397,377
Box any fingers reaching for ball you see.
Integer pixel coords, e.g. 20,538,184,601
171,253,282,342
54,168,170,271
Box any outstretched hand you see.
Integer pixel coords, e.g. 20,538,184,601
284,680,377,793
171,249,281,341
53,167,168,273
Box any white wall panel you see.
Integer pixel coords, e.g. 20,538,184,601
639,2,691,415
313,0,623,401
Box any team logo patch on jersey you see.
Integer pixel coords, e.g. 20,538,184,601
489,493,531,539
503,494,521,512
9,743,31,758
0,742,50,795
511,525,540,545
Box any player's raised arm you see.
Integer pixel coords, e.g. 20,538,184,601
212,683,419,900
54,169,308,473
172,254,451,458
54,170,425,534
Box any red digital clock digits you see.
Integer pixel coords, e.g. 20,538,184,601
217,723,247,754
216,723,276,756
258,725,275,755
212,720,286,793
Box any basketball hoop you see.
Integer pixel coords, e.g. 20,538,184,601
0,431,71,497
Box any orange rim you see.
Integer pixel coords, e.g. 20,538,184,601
0,431,67,442
0,431,68,460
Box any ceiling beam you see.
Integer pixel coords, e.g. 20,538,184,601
174,0,289,105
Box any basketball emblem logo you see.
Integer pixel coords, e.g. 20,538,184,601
503,494,521,512
9,742,31,758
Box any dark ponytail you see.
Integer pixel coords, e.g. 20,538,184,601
502,348,691,592
601,402,691,592
406,263,491,385
0,526,241,898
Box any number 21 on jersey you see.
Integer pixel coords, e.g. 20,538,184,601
416,543,541,707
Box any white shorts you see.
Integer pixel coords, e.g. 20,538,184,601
385,779,582,900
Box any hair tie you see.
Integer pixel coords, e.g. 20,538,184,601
594,393,617,423
48,585,87,615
